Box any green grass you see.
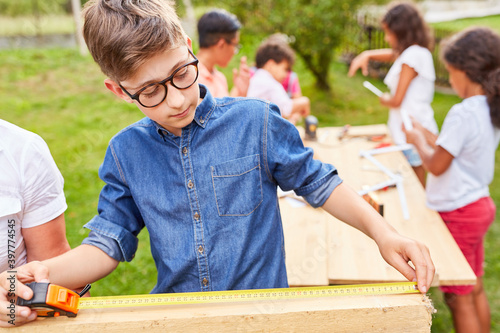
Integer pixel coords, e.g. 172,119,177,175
431,14,500,33
0,15,75,36
0,49,156,296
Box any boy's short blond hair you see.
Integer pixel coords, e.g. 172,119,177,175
83,0,186,82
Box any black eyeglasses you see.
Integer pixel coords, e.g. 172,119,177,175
119,48,199,108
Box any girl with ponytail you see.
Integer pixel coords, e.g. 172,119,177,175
405,27,500,333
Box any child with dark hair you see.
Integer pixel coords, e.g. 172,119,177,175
405,27,500,333
266,33,303,98
348,1,438,187
247,37,310,124
196,9,249,97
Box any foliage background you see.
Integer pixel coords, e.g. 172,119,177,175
196,0,386,90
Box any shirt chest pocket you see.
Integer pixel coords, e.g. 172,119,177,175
211,154,263,216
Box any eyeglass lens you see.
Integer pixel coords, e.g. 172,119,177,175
138,63,198,107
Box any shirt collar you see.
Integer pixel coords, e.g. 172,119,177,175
153,84,215,138
193,84,215,129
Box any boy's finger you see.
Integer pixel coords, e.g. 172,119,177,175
411,245,434,294
390,255,417,286
421,246,436,289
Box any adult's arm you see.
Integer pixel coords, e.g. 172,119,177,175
23,213,71,262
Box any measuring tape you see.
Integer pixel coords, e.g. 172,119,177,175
79,282,419,310
18,281,419,316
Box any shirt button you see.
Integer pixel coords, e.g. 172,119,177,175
194,212,200,221
202,278,209,286
199,118,205,124
182,147,188,155
198,245,204,254
187,180,194,189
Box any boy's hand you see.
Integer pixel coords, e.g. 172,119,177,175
376,231,434,293
0,262,49,327
322,183,435,294
232,56,250,97
348,52,370,77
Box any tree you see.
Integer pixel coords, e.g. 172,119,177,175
206,0,384,91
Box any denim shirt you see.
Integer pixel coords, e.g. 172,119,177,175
82,85,342,294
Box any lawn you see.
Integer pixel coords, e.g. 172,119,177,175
1,13,499,333
0,15,75,36
431,14,500,33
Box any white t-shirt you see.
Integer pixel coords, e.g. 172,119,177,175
426,95,500,212
0,120,67,271
384,45,438,145
247,68,293,117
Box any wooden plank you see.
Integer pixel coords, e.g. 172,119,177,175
281,125,476,286
10,294,434,332
280,198,329,286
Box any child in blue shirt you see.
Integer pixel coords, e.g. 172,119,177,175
0,0,434,326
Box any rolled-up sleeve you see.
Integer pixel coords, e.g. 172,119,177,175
264,102,343,207
82,142,144,262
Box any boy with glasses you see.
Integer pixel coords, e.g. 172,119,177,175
0,0,434,326
196,8,250,97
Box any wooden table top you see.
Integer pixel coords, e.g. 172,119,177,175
281,124,476,287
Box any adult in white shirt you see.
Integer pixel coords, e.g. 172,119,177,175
0,119,70,272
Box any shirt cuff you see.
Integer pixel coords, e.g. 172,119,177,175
81,230,124,262
295,170,343,208
82,216,139,262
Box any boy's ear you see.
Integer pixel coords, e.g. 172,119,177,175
216,38,226,48
187,36,192,49
104,79,134,103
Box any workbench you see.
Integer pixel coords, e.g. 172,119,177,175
282,124,476,287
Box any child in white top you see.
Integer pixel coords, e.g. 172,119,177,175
405,27,500,333
247,36,310,124
348,1,438,186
